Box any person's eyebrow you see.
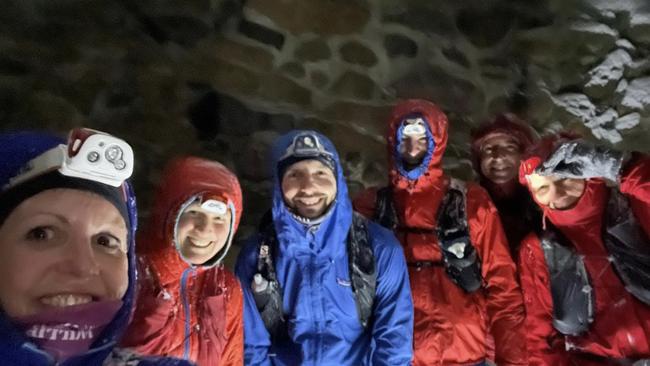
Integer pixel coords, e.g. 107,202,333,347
31,212,69,224
534,184,549,192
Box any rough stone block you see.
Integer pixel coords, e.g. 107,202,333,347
295,39,331,62
615,112,641,130
246,0,370,35
258,73,312,107
584,49,632,99
456,5,514,48
340,41,377,67
442,47,470,68
382,7,454,37
627,13,650,46
390,65,484,115
552,93,597,124
279,62,306,79
620,77,650,115
238,18,285,49
321,100,392,139
236,130,280,180
384,33,418,58
329,71,378,100
209,36,275,71
309,70,329,89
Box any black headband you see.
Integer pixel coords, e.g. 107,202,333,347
0,171,129,227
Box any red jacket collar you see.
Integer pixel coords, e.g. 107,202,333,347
545,179,608,229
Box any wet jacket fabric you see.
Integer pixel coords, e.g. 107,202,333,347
121,156,244,365
235,130,413,366
0,131,191,366
353,100,528,366
518,154,650,365
481,181,541,256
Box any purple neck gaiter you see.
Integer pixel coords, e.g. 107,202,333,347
12,300,123,362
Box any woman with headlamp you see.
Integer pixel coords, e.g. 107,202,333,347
0,128,192,366
121,156,244,365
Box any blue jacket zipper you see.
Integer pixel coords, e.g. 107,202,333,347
180,267,193,360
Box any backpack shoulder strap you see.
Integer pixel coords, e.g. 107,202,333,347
348,212,377,328
252,213,379,335
539,227,594,335
603,187,650,305
436,178,483,292
374,186,398,230
253,223,287,340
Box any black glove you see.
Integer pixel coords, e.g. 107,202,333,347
538,140,626,182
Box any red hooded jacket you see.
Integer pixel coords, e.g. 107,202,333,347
354,100,527,366
518,146,650,365
122,156,244,365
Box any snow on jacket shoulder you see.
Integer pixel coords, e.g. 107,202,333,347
121,156,244,366
235,130,413,366
353,99,527,366
518,154,650,364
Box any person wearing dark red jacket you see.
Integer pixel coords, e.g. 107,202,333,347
354,99,527,366
518,134,650,365
471,114,541,257
122,156,244,365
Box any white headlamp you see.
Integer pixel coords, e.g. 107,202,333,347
279,132,335,162
200,199,228,215
5,128,134,189
402,117,427,136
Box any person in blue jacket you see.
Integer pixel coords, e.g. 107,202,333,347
0,129,192,366
236,129,413,366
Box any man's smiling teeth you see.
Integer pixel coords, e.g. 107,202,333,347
297,197,321,206
41,294,93,307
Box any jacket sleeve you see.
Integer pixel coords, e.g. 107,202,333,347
368,223,414,366
352,187,379,219
619,153,650,201
234,237,273,366
517,233,575,366
466,185,528,366
221,274,244,366
620,154,650,235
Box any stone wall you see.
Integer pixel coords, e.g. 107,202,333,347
1,0,650,256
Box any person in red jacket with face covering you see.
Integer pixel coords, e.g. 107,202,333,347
353,99,527,366
122,156,244,365
518,134,650,366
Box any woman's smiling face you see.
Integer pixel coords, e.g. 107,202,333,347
175,201,232,265
0,189,128,317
